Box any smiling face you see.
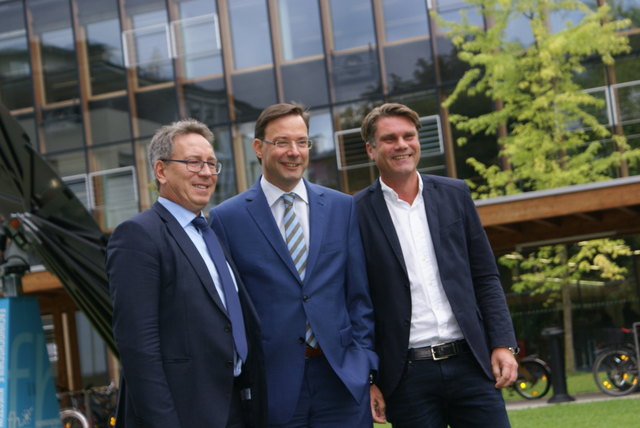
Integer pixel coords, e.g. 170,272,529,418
155,132,217,213
366,115,421,184
253,113,309,192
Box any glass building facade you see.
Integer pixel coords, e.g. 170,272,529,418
1,0,639,386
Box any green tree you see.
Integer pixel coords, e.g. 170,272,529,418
436,0,640,371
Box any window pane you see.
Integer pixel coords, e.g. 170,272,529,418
331,49,381,103
238,122,260,187
282,59,329,107
89,97,132,144
45,149,87,177
278,0,323,61
0,1,33,110
329,0,376,51
610,0,640,28
29,0,79,103
228,0,272,69
307,110,339,190
385,40,434,93
134,88,179,138
210,126,236,206
15,114,37,148
171,12,223,79
123,0,173,85
232,69,277,122
183,78,229,125
382,0,430,42
41,105,84,152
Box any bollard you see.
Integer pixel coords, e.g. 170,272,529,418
541,326,575,403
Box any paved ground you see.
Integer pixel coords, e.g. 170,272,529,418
506,391,640,411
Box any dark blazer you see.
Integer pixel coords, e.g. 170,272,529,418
107,202,266,428
354,174,516,398
210,178,377,425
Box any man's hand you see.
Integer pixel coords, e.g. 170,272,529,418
491,347,518,388
370,384,387,423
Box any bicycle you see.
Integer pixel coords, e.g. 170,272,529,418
58,384,117,428
592,322,639,396
60,408,90,428
512,354,552,400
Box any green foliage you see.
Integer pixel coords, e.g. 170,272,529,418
436,0,640,196
501,240,631,304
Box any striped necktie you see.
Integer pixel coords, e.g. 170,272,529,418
282,192,317,348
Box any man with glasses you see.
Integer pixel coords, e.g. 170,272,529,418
107,119,266,428
210,103,377,427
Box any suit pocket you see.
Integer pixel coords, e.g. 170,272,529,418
339,325,353,347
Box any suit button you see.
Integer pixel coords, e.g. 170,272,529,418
226,361,233,368
224,324,231,333
302,295,309,302
298,337,305,344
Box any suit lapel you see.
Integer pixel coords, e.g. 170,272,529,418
369,181,409,279
244,182,302,282
421,175,442,253
305,181,325,280
152,202,227,315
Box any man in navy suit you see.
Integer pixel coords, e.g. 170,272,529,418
210,103,377,427
107,119,265,428
354,103,518,428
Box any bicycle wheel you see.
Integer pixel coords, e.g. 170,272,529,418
592,348,639,396
60,409,90,428
513,359,551,399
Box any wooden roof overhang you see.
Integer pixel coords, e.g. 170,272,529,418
475,176,640,253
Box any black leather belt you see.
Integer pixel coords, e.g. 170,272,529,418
408,340,470,361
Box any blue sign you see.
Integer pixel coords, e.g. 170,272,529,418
0,297,61,428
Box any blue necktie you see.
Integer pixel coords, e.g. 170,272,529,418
282,193,317,348
192,216,248,361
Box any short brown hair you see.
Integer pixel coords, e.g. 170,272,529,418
254,103,310,141
360,103,421,146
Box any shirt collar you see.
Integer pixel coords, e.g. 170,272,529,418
158,196,201,227
379,171,423,203
260,176,309,208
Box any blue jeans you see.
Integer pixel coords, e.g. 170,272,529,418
386,352,511,428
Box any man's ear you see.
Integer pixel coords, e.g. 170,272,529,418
365,142,375,161
253,138,263,161
154,160,167,185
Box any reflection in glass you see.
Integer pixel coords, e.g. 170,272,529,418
278,0,323,61
123,1,173,85
436,37,468,84
385,41,434,93
610,0,640,28
45,149,87,177
41,106,84,152
615,82,640,124
382,0,429,42
90,142,134,171
228,0,272,69
15,114,37,148
184,78,229,125
232,69,277,123
209,126,236,206
0,1,32,110
77,0,126,95
171,13,223,79
91,167,139,229
329,0,376,51
89,97,132,144
282,59,329,107
135,88,179,138
238,122,260,187
435,3,484,35
29,0,79,103
332,49,381,103
307,110,339,189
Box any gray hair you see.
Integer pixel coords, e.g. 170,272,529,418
148,118,214,188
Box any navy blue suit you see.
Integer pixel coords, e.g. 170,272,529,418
107,202,266,428
210,179,377,425
354,174,516,404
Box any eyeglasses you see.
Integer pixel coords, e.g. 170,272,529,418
261,139,313,150
161,159,222,174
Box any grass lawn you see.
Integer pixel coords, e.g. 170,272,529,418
503,370,598,402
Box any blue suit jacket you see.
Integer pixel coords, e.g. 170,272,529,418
210,179,377,425
107,202,266,428
354,174,516,398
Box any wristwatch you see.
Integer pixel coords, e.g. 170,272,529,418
507,346,520,355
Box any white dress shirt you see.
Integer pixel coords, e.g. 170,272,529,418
260,176,310,245
380,174,463,348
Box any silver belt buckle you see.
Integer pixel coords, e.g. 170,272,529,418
430,343,448,361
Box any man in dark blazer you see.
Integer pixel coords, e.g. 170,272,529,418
210,103,377,427
354,103,518,428
107,119,265,428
